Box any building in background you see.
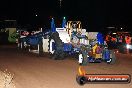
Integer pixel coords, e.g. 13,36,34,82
0,20,17,44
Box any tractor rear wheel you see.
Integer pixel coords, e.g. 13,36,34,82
48,32,65,60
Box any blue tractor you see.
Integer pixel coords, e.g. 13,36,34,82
17,17,116,63
78,33,116,66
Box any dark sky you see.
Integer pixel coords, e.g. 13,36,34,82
0,0,132,30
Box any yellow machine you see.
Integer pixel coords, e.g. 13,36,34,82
92,44,102,59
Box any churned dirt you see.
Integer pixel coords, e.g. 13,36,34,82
0,45,132,88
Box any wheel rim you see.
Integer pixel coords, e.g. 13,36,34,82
107,58,112,63
49,39,55,54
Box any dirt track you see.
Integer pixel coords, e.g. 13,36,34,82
0,45,132,88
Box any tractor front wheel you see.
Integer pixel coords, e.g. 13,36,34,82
107,50,116,64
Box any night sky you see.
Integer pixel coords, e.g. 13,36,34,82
0,0,132,30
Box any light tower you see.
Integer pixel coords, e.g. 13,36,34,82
58,0,63,18
59,0,63,8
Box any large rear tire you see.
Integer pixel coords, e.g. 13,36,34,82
48,32,65,60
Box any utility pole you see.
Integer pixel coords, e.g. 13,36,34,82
59,0,63,8
58,0,63,18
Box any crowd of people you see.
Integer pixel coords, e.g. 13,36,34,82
105,32,132,49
